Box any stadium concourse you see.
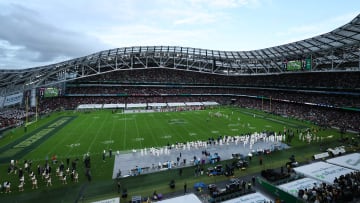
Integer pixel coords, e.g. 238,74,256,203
112,130,289,179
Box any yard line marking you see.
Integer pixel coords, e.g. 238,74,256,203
87,113,109,152
133,116,143,149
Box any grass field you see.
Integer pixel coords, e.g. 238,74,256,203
0,106,352,202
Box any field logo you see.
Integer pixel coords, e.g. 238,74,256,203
14,117,72,149
102,140,114,144
134,137,144,141
162,135,172,139
67,143,81,148
189,133,197,136
118,118,135,121
0,116,75,163
168,119,187,125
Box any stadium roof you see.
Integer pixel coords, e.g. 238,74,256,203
1,14,360,96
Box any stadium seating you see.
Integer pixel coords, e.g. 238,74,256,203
2,69,360,133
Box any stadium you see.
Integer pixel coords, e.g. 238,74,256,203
0,9,360,203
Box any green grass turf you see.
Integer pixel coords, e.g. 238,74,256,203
0,107,354,202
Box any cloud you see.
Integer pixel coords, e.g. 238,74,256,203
91,24,212,48
0,4,109,69
208,0,260,8
275,12,359,45
331,12,359,24
276,25,323,38
186,0,260,9
152,0,261,26
173,12,218,25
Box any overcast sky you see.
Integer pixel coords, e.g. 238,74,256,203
0,0,358,69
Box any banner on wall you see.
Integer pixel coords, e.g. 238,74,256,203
3,93,23,107
0,96,4,108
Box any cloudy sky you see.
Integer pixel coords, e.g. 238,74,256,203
0,0,358,69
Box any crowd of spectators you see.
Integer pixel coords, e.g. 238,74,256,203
74,68,360,89
38,95,226,111
298,171,360,203
0,108,33,130
233,97,360,132
34,93,360,132
65,86,360,108
2,68,359,132
0,68,359,201
58,68,360,131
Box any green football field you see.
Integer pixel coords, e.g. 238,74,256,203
0,106,350,202
1,107,314,161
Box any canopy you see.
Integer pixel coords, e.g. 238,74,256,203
293,161,354,184
326,153,360,170
159,193,202,203
222,192,271,203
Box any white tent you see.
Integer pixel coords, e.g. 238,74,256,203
167,102,186,107
202,101,219,106
103,104,126,108
326,153,360,170
77,104,103,109
222,192,271,203
278,178,322,197
127,103,147,108
293,161,354,184
159,193,202,203
148,103,167,107
185,102,203,106
91,197,119,203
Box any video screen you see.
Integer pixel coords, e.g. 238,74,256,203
39,87,59,98
287,60,301,71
